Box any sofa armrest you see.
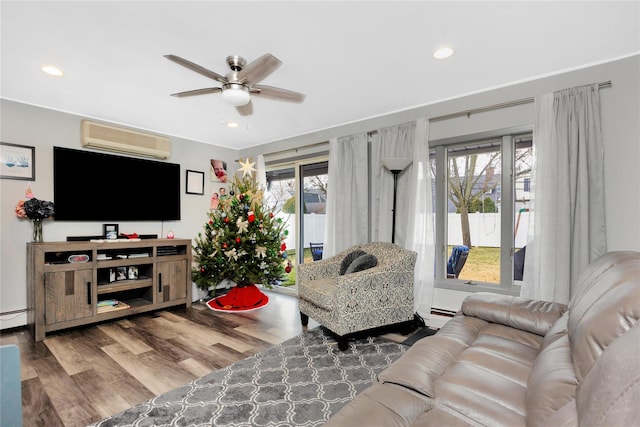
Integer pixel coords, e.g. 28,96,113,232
461,293,568,336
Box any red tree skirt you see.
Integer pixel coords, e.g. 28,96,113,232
206,284,269,312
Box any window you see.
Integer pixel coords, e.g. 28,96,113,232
264,159,328,287
432,129,532,294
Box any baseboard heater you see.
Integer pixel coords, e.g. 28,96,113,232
431,307,457,317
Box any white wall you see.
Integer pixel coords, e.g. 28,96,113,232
0,100,239,329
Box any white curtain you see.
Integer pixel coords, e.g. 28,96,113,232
370,122,416,243
406,119,435,318
323,134,369,257
370,120,435,318
522,84,607,304
255,154,267,191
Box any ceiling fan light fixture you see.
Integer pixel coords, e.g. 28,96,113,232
221,83,250,106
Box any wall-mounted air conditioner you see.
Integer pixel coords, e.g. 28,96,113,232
80,120,171,159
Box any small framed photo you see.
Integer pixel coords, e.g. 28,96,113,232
186,169,205,195
116,266,128,281
128,266,139,280
109,268,116,283
0,142,35,180
103,224,119,240
210,159,228,183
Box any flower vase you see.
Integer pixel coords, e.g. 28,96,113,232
32,219,43,242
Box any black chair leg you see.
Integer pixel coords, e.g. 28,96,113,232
300,312,309,326
337,336,349,351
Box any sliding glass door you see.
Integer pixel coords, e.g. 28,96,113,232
265,158,328,288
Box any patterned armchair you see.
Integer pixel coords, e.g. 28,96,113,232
298,241,417,350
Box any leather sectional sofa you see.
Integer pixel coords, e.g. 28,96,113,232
325,251,640,426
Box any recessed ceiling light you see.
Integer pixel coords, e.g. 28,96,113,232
225,121,240,128
41,65,64,76
433,46,454,60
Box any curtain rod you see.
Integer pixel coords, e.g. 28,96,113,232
429,80,612,123
237,140,329,163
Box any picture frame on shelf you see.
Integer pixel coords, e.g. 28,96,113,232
128,266,139,280
109,268,116,283
103,223,119,239
116,266,128,281
186,169,205,195
0,142,35,180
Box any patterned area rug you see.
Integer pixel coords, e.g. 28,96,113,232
90,328,406,427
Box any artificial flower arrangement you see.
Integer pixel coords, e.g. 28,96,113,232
15,187,55,242
192,167,290,291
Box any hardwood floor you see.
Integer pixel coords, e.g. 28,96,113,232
0,290,319,427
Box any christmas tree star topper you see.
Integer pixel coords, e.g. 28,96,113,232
238,158,257,178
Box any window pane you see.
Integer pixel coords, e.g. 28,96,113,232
514,138,533,281
265,168,296,286
446,145,501,284
301,162,328,264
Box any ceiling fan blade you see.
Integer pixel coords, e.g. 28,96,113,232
164,54,227,84
236,101,254,116
237,53,282,85
251,85,306,103
170,87,222,97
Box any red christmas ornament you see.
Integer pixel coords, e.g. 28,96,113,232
285,264,292,273
208,219,213,225
281,243,287,251
269,212,274,218
223,243,228,249
200,267,206,273
224,217,230,223
248,210,256,223
235,237,241,244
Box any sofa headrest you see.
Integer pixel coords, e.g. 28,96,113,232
567,251,640,381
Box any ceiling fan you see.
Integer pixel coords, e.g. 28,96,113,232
164,53,305,116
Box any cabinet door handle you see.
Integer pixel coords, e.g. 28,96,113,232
158,273,162,293
87,282,92,305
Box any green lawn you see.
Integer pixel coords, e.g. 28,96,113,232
452,246,501,282
279,248,313,286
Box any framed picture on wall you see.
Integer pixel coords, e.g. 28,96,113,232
210,159,228,183
0,142,35,180
186,170,205,195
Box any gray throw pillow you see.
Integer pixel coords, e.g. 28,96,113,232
344,254,378,275
339,249,366,275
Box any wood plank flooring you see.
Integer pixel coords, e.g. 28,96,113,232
0,290,320,427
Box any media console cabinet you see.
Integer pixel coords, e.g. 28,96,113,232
27,238,192,341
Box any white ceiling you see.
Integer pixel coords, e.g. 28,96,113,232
2,1,639,150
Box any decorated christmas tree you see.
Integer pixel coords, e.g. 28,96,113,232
192,160,290,310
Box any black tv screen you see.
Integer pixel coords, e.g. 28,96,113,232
53,147,181,221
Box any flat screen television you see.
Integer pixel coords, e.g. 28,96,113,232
53,147,181,221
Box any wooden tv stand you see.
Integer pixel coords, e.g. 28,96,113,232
27,238,192,341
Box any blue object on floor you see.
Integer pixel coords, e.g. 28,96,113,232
1,344,22,427
447,245,469,279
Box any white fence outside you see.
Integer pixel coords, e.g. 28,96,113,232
279,212,530,251
278,213,326,251
447,212,530,248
